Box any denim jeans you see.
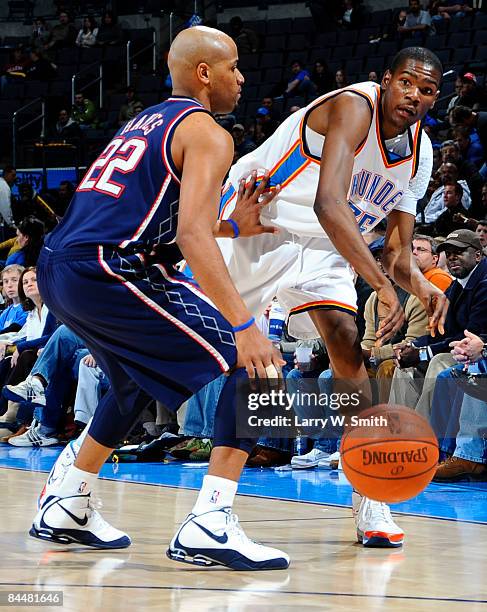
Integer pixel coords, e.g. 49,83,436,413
286,367,340,454
182,374,227,438
429,364,465,456
454,391,487,463
31,325,86,429
73,359,109,425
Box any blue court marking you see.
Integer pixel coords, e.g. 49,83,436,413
1,445,487,525
0,582,486,604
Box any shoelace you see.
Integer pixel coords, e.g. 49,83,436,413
225,512,255,545
364,499,392,523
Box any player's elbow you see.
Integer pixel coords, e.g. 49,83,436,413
313,197,335,227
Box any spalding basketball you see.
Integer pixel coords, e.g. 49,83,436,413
340,404,439,503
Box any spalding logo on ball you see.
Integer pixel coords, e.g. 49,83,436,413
340,404,439,503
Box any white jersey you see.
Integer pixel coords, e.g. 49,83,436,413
220,82,433,237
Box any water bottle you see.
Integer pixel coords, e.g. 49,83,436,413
294,436,306,456
268,299,286,342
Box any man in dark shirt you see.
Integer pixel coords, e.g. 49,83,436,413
435,182,470,236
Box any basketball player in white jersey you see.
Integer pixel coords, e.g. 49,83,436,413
217,46,448,547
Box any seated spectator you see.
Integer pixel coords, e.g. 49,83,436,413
390,230,487,417
5,217,45,268
361,239,430,403
476,219,487,251
417,161,471,224
231,124,256,161
228,16,258,54
453,125,484,168
24,49,56,81
30,17,51,52
254,107,279,145
446,75,463,114
441,138,484,208
455,184,487,226
97,11,123,46
0,47,28,91
431,0,474,21
0,265,27,334
260,96,281,122
456,73,486,110
215,113,236,131
71,92,97,129
0,267,56,435
43,12,77,54
3,324,86,446
432,330,487,480
53,108,81,141
334,68,348,90
51,180,75,217
398,0,432,37
435,182,470,236
451,106,487,162
339,0,365,29
76,16,99,48
368,71,379,83
12,184,56,227
285,60,316,97
311,60,334,95
412,234,453,291
118,86,143,126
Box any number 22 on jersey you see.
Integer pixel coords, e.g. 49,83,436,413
77,136,148,198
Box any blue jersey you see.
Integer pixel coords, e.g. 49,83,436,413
45,97,210,253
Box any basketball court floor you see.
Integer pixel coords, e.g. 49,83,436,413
1,446,486,611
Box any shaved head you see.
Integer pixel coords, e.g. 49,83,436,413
167,26,243,114
168,26,237,91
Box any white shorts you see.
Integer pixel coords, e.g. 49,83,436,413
218,228,357,339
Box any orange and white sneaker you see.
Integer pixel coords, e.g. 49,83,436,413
353,492,404,548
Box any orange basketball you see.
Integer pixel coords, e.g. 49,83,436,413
340,404,439,503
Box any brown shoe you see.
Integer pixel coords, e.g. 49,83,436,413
433,456,487,482
246,446,290,468
1,424,28,443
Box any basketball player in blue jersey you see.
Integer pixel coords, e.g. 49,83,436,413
30,26,290,570
216,46,449,548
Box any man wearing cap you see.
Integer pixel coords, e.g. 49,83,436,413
390,229,487,416
231,124,256,161
254,106,278,144
457,73,486,110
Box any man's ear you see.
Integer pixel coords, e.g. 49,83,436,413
196,62,210,86
381,69,392,90
430,89,440,110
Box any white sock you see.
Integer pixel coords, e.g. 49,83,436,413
191,475,238,515
56,465,98,497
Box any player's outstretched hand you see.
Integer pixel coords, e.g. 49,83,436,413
423,288,449,337
229,170,281,237
375,285,405,345
235,324,286,379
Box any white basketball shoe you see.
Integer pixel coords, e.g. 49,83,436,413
30,493,131,549
167,508,290,570
38,420,92,508
353,491,404,548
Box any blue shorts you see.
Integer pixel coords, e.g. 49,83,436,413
37,245,237,413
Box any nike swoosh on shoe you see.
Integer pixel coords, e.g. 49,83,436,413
192,520,228,544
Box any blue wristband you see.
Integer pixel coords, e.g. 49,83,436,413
232,316,255,333
227,218,240,238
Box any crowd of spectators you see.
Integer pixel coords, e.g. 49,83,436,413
0,3,485,482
